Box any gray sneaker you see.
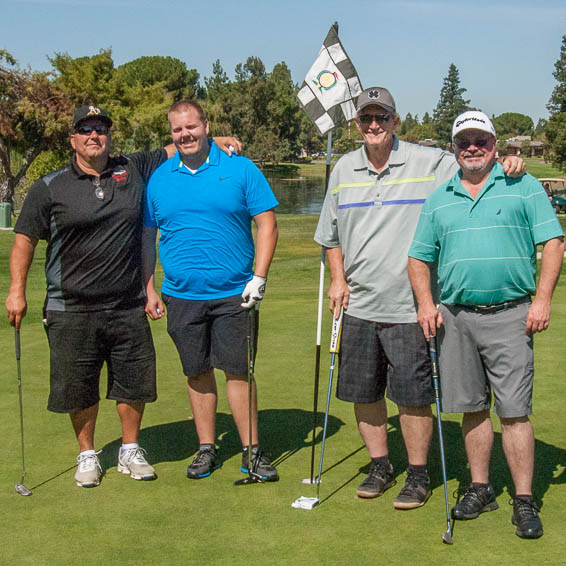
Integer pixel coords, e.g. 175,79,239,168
394,468,431,509
75,451,102,487
117,447,156,480
452,483,499,520
241,447,279,481
356,461,395,498
186,447,221,479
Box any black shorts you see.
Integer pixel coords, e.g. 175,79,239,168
163,294,249,377
46,308,157,413
336,313,434,407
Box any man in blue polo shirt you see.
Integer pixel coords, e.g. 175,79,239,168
408,111,564,539
142,100,279,481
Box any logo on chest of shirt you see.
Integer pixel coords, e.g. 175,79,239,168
112,169,128,183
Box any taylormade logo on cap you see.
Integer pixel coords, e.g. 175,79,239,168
452,111,496,139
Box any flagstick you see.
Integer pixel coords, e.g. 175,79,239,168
308,130,333,484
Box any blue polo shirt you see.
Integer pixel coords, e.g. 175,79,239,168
144,142,278,300
409,162,563,305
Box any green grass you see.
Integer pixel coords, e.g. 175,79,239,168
525,157,565,180
1,216,566,565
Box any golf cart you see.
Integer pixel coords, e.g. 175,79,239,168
540,178,566,214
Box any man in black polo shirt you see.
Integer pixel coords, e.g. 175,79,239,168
5,105,239,488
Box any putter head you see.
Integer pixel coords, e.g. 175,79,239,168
291,496,320,510
15,483,32,496
234,472,264,486
301,478,321,485
441,531,453,545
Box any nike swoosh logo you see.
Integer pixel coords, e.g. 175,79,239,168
219,177,230,181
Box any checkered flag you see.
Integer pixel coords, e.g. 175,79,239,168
297,23,363,135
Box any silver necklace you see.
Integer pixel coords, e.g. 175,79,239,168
93,177,104,200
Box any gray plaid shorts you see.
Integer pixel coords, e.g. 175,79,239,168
336,313,434,407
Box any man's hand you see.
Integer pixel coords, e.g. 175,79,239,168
6,293,27,329
213,137,243,156
525,298,550,334
327,277,349,314
501,155,526,178
416,303,443,340
241,275,266,309
145,286,165,320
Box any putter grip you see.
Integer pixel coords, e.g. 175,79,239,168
329,308,343,354
15,328,21,361
429,336,439,378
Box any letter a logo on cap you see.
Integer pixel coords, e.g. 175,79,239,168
87,106,102,116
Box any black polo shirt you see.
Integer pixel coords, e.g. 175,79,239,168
15,149,166,312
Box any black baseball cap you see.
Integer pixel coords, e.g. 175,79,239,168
73,105,113,129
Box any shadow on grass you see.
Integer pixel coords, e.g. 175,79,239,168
98,408,345,472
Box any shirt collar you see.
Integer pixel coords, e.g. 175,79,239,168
446,160,504,197
351,135,406,174
171,140,216,174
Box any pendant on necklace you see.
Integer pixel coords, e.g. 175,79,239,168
95,186,104,200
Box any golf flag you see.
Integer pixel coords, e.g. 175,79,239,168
297,23,363,135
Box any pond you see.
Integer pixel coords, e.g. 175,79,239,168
264,170,326,215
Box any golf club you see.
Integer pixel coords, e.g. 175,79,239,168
293,307,343,509
429,335,452,544
234,303,263,486
14,328,32,496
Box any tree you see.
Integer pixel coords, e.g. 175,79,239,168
433,64,470,146
0,51,72,204
546,35,566,171
534,118,547,139
398,113,418,136
492,112,534,138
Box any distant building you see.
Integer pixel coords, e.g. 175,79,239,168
502,136,544,157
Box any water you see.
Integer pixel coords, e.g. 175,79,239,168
264,170,326,215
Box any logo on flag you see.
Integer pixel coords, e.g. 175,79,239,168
297,24,363,135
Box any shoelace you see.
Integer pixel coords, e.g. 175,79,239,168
124,447,149,464
512,498,540,517
367,461,389,480
193,449,215,466
77,451,102,472
460,485,488,506
399,471,428,493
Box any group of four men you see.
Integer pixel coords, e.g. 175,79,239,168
6,85,563,540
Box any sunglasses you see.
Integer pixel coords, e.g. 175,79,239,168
358,113,392,125
75,124,109,136
454,137,492,149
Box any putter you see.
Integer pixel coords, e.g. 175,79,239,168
293,307,343,509
429,335,452,544
14,328,32,496
234,303,263,486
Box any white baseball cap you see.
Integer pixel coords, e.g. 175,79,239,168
452,111,496,140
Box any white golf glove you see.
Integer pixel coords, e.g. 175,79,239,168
241,275,267,309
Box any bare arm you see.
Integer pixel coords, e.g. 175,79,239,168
253,210,278,277
6,233,38,328
408,257,443,340
163,138,243,160
326,246,349,315
141,226,164,320
525,236,564,334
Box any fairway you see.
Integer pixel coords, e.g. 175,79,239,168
1,215,566,565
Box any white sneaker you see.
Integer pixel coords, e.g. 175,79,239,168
117,447,156,480
75,451,102,487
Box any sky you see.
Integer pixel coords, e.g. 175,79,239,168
1,0,565,125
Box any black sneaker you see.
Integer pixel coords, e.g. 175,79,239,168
356,461,395,499
512,498,543,539
241,448,279,481
394,468,431,509
186,448,221,479
452,484,499,520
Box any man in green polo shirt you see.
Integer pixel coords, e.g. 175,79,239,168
408,110,564,539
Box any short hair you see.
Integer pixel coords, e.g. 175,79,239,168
168,100,207,124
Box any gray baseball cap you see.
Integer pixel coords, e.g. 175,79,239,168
356,87,396,115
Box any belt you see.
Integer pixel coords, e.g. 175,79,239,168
453,296,530,314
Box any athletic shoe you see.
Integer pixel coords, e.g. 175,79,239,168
117,447,156,480
75,451,102,487
512,498,543,539
452,483,499,520
356,461,395,499
241,447,279,481
186,447,221,479
393,468,431,509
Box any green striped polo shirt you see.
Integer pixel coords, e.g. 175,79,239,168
409,162,564,305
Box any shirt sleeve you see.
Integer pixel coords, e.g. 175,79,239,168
523,175,564,244
128,149,168,184
14,178,52,241
314,166,340,248
244,159,279,217
143,173,158,228
408,197,440,262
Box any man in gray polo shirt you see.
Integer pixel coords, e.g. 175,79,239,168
314,88,524,509
408,111,563,538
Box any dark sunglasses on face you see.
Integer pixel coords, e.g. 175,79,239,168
455,137,491,149
358,113,392,125
75,124,109,136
